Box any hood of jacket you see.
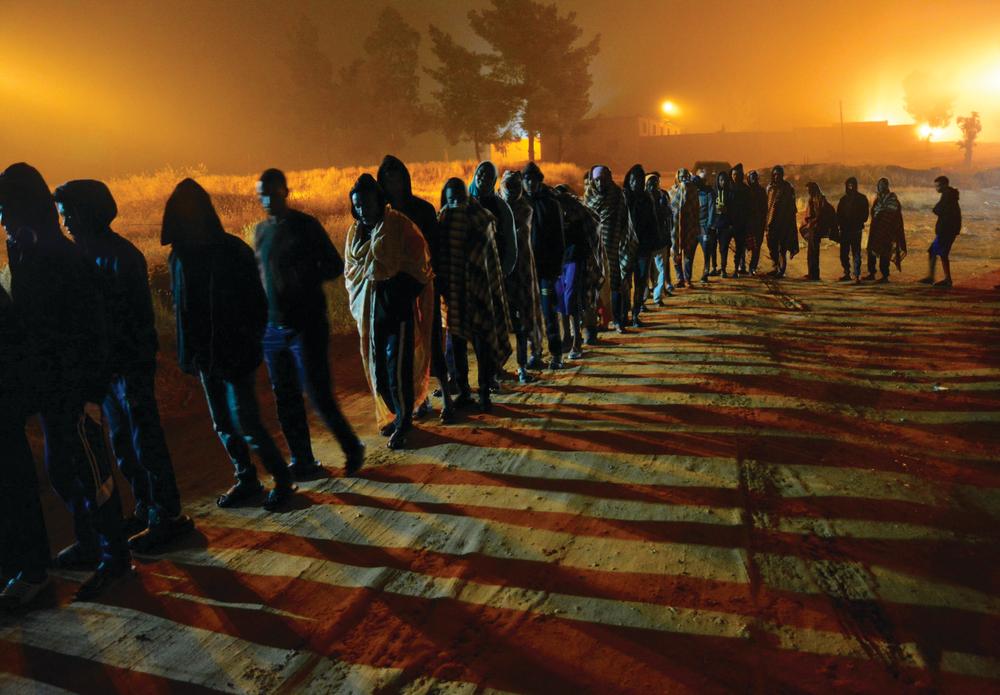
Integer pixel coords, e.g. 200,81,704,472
0,162,62,243
376,154,414,200
54,179,118,234
160,178,226,247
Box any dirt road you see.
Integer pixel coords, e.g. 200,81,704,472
2,246,999,693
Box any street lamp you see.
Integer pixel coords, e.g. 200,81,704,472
661,100,678,116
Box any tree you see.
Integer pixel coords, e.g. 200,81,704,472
468,0,599,162
956,112,982,168
903,70,955,141
425,25,519,161
281,15,337,164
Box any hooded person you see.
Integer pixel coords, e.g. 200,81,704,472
669,167,702,287
725,163,750,276
866,177,906,284
500,170,546,383
920,176,961,287
522,161,566,368
623,164,658,326
54,179,192,552
0,283,51,609
746,170,768,274
836,176,870,283
253,168,365,478
800,181,836,281
711,171,736,277
765,165,799,277
438,178,512,412
585,165,636,332
694,172,718,283
552,183,601,357
646,172,674,305
162,178,295,508
378,155,453,419
344,174,434,448
0,162,130,601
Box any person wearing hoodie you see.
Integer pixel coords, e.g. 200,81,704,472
522,162,565,368
694,172,717,283
765,165,799,278
799,182,835,281
585,165,635,332
669,168,701,287
254,168,365,477
0,284,51,609
711,171,736,278
836,177,870,283
377,155,454,421
344,174,434,450
500,170,545,384
746,170,768,275
726,164,751,276
0,162,130,601
920,176,962,288
552,183,599,357
623,164,658,326
54,179,192,553
866,177,907,283
646,172,674,305
162,178,297,509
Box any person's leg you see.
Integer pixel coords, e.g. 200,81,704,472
515,331,528,368
866,250,878,280
839,239,851,278
879,255,891,279
708,233,719,272
851,233,862,280
103,378,149,524
652,253,666,302
0,420,51,582
294,325,361,454
700,236,712,281
40,403,99,558
200,372,259,487
808,236,820,279
941,254,952,281
430,298,453,415
632,255,650,322
719,227,732,275
473,335,493,409
263,325,315,468
226,372,290,486
539,278,562,363
452,336,471,396
733,225,747,274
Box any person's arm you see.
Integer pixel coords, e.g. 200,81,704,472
310,218,345,282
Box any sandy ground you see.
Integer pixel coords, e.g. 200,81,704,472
1,206,998,693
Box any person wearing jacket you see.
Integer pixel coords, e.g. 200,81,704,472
0,162,130,600
523,162,565,368
54,179,192,553
711,170,740,278
726,164,750,277
694,173,717,283
623,164,658,326
255,168,365,477
378,155,454,422
800,182,832,281
766,165,799,277
646,172,674,305
670,168,701,288
0,285,52,608
836,177,869,283
867,177,907,283
920,176,962,288
746,170,768,275
162,178,294,510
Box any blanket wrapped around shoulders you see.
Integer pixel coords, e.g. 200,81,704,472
501,188,545,341
867,191,907,271
584,181,634,292
344,206,434,428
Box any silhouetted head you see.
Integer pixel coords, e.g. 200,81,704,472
877,177,890,195
844,176,858,193
934,175,949,194
0,163,61,248
645,172,661,194
771,166,785,184
522,162,544,196
731,163,745,184
441,178,468,209
54,180,118,242
470,161,498,199
592,165,613,195
806,182,822,198
715,171,729,191
377,155,412,206
501,171,522,201
676,168,690,184
256,168,289,218
350,174,386,228
625,164,645,193
161,178,226,248
748,170,760,186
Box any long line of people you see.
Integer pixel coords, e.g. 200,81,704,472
0,157,963,611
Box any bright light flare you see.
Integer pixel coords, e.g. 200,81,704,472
661,100,678,116
917,123,945,142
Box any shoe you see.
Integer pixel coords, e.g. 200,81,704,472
666,284,675,295
344,441,365,476
709,269,721,277
263,484,296,512
216,480,263,508
615,325,627,334
721,270,729,278
549,358,564,370
454,390,475,409
584,332,598,346
55,542,100,570
864,273,877,281
439,407,456,425
518,368,536,384
676,279,686,289
489,377,502,394
128,514,194,553
379,422,396,437
0,572,50,608
876,276,889,284
632,317,644,328
934,278,953,288
568,350,583,360
387,429,408,450
853,276,861,285
122,515,148,538
75,560,135,602
289,459,324,479
700,276,710,284
478,392,492,413
655,298,665,307
838,273,851,282
525,355,545,370
413,398,432,419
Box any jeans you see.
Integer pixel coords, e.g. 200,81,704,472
103,367,181,523
719,222,747,273
652,250,672,301
373,311,415,431
40,399,128,565
839,229,862,278
263,323,359,463
0,419,51,577
630,254,651,315
807,235,821,279
538,278,563,359
702,229,718,274
200,370,289,486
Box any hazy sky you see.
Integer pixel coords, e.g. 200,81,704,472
2,0,998,180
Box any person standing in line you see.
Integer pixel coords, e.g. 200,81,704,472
866,177,907,284
727,164,751,276
694,172,717,284
585,165,635,332
162,178,298,508
646,172,674,304
623,164,658,326
746,170,768,275
765,165,799,278
54,179,193,552
254,168,365,475
799,182,835,281
920,175,962,288
522,162,566,368
669,168,701,288
836,177,869,284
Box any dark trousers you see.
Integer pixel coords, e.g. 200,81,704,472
839,229,863,278
263,323,358,463
630,255,651,314
702,232,718,274
453,336,492,394
40,400,128,565
200,370,289,486
373,311,416,431
749,233,764,273
720,223,747,272
1,419,51,578
807,235,821,279
538,278,563,359
104,367,181,524
430,295,448,381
